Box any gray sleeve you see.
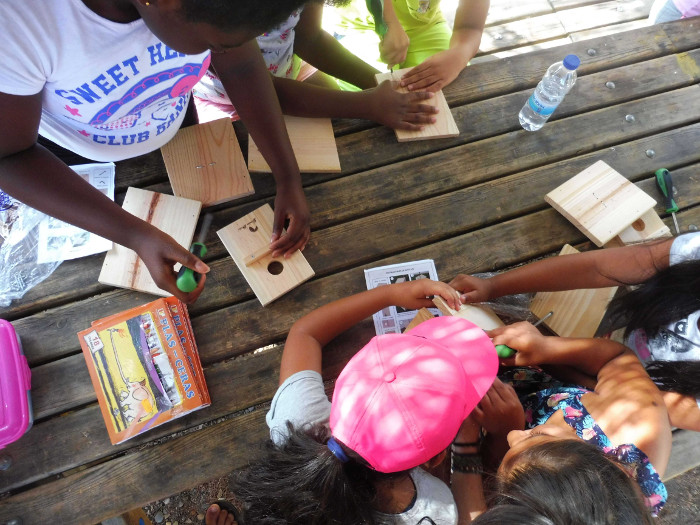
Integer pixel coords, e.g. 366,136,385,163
265,370,332,446
670,232,700,265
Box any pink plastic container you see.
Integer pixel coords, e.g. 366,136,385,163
0,319,32,449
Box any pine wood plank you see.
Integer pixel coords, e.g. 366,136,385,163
605,208,672,247
432,296,505,330
545,161,657,247
248,116,341,173
160,118,254,206
217,204,315,306
98,188,201,296
530,245,618,337
375,68,459,141
404,308,435,332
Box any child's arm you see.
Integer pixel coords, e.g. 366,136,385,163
489,322,627,377
662,391,700,431
278,279,462,383
211,41,309,258
0,92,209,303
271,75,438,131
379,0,411,69
401,0,490,92
450,238,674,304
294,3,380,90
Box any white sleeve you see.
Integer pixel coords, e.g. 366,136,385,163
265,370,331,446
0,4,49,95
669,232,700,266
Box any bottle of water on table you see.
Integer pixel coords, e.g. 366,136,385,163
519,54,581,131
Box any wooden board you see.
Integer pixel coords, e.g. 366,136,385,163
161,118,254,206
432,296,505,330
545,160,656,247
217,204,314,306
375,68,459,142
98,188,201,296
605,208,672,247
405,307,435,332
248,116,341,173
529,245,618,338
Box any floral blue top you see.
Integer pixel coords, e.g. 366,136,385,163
521,385,667,516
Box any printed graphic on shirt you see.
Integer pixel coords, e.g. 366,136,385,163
52,44,210,147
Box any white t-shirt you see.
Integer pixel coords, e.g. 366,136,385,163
193,10,302,106
0,0,210,161
266,370,459,525
623,233,700,405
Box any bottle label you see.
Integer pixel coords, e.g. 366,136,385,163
528,92,558,116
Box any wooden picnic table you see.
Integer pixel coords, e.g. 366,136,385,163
1,17,699,525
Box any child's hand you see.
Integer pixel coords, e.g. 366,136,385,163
471,378,525,437
379,24,410,69
487,322,550,366
399,50,466,93
370,80,438,131
448,273,493,304
391,279,461,311
133,227,210,304
270,184,311,258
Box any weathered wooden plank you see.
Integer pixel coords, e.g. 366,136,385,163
665,429,700,480
480,13,567,54
484,0,554,26
11,123,700,368
444,17,699,108
333,56,700,176
558,0,654,35
570,19,649,43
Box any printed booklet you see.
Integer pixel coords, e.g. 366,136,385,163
77,297,210,444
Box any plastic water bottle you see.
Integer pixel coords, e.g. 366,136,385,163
519,54,581,131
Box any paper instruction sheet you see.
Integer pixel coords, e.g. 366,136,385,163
37,162,115,263
364,259,441,335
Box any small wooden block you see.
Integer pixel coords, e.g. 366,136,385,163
217,204,315,306
161,118,254,206
432,296,505,330
605,208,672,247
248,116,341,173
529,245,618,338
405,308,435,332
545,160,656,247
99,188,201,296
375,68,459,142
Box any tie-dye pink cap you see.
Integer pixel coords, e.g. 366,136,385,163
329,316,497,473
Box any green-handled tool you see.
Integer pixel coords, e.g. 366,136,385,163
176,213,213,293
495,311,553,358
655,168,680,234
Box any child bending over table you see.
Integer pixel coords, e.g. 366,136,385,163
0,0,437,303
206,278,500,524
465,321,671,522
450,232,700,431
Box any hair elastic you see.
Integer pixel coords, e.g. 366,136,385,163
327,437,350,463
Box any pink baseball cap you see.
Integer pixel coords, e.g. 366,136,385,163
329,316,497,473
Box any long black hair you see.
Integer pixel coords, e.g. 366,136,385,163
473,439,654,525
607,252,700,398
230,422,411,524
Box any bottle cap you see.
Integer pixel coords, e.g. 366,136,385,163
563,54,581,70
